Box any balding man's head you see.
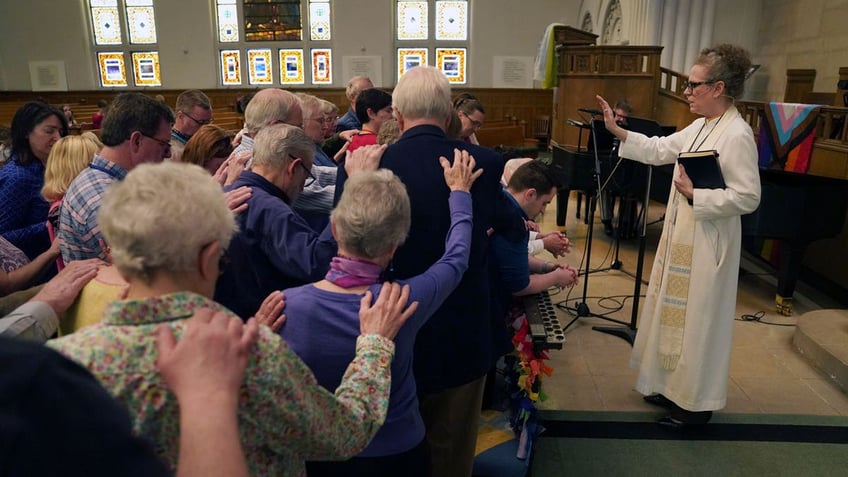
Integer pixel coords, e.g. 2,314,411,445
502,157,534,185
244,89,303,135
346,76,374,104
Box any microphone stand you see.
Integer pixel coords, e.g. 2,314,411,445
561,112,633,337
591,161,653,345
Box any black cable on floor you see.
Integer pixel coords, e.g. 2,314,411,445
735,310,796,327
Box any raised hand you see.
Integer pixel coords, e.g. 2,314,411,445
440,148,483,192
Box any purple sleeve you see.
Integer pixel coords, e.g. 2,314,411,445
259,202,337,282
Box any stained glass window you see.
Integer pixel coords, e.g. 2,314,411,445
394,1,469,83
311,49,332,84
248,49,274,85
279,49,305,84
436,48,465,84
217,1,239,42
97,52,128,87
131,52,161,86
126,4,157,44
435,1,466,41
398,48,428,78
244,0,302,41
397,1,428,40
309,2,331,41
221,50,242,85
90,1,122,45
217,2,334,86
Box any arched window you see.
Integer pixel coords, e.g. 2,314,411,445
214,0,333,86
87,0,161,87
395,1,469,84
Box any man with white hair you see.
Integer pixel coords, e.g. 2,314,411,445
336,66,505,477
216,124,381,320
336,75,374,133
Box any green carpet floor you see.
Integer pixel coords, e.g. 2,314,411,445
531,411,848,477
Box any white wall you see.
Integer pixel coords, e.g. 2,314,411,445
0,0,580,91
2,0,845,101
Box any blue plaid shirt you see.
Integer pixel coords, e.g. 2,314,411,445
58,155,127,262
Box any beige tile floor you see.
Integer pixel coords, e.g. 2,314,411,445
534,191,848,417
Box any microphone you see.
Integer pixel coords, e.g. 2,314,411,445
566,118,585,128
578,108,604,116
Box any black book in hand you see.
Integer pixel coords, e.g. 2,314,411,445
677,150,725,205
677,150,725,189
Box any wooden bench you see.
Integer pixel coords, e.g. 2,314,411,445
475,124,538,149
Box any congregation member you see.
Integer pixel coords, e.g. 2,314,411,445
61,104,78,127
233,88,338,227
0,101,67,260
596,44,760,428
501,157,571,258
347,88,394,153
297,93,336,167
91,99,107,129
283,150,480,477
336,75,374,133
58,92,174,263
336,66,504,477
1,268,258,477
181,123,234,176
42,133,102,270
453,93,485,144
48,161,416,476
215,124,381,319
169,89,213,162
491,161,579,322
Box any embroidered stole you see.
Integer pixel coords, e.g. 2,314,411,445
656,108,735,370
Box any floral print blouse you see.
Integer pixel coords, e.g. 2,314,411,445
48,291,394,477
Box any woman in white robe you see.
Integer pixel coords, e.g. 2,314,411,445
596,44,761,427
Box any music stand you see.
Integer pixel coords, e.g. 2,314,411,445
591,115,665,345
561,111,634,336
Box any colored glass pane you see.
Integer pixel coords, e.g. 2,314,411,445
248,49,274,85
131,51,161,86
435,1,466,41
217,4,239,42
311,49,332,84
244,0,302,42
436,48,465,84
127,6,157,44
91,7,122,45
309,2,331,41
279,49,305,84
397,2,428,40
397,48,428,78
97,52,128,87
220,50,242,85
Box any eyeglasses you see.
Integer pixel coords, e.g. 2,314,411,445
684,80,715,91
141,133,172,151
290,154,316,187
460,112,483,130
183,111,214,125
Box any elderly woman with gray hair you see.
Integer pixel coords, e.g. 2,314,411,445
279,149,481,477
47,161,417,476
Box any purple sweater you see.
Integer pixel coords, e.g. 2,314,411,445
280,191,472,457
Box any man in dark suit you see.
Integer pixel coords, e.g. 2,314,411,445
336,66,505,477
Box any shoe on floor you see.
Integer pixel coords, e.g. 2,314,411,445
643,393,674,408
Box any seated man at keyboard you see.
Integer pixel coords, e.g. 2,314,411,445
490,160,578,323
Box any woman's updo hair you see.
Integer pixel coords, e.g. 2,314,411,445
696,44,752,100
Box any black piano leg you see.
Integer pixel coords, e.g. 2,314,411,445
775,241,809,316
556,189,570,227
